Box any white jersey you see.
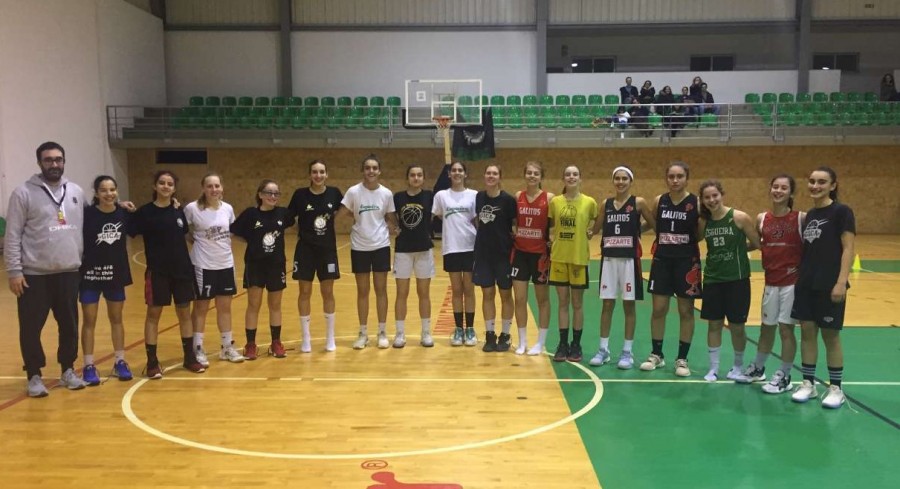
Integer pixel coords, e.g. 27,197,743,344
184,201,235,270
341,183,395,251
432,188,477,255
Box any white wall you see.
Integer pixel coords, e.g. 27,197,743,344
165,31,280,104
0,0,164,214
547,70,841,103
292,31,537,97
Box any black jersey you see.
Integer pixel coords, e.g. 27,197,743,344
231,206,295,263
80,206,133,289
474,190,517,258
288,186,343,250
654,193,700,258
601,196,641,258
128,202,193,278
798,202,856,290
394,190,434,253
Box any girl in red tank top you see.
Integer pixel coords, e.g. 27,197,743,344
511,161,554,355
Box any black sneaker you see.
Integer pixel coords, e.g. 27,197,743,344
553,342,569,362
496,333,511,352
567,343,583,362
482,331,498,352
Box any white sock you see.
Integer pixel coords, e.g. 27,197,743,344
734,350,745,369
501,319,512,334
599,337,610,351
324,313,336,350
193,332,204,349
221,331,233,348
538,328,548,346
517,327,527,346
709,346,721,371
485,319,495,332
378,322,386,334
114,351,125,362
300,315,311,339
84,354,94,366
421,318,431,335
396,320,405,335
360,324,368,335
623,339,634,353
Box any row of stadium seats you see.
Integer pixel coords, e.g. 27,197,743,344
188,95,403,108
762,111,900,126
744,91,879,104
751,101,898,116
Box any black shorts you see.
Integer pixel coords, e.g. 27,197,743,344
443,251,474,273
351,247,391,273
194,267,237,299
648,255,703,299
700,278,751,323
473,252,513,289
293,243,340,282
510,249,550,285
145,270,195,306
791,285,847,330
244,260,287,292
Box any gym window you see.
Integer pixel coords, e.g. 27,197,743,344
690,55,735,72
813,53,860,72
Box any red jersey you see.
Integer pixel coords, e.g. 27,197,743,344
514,190,549,254
760,210,803,286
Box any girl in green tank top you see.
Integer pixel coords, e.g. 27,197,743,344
698,180,761,382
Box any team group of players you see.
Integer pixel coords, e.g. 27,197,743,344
61,154,855,409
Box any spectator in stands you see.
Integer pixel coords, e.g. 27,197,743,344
620,77,638,105
689,76,705,99
656,86,679,137
679,86,697,117
694,82,718,115
635,80,656,136
880,73,897,102
639,80,656,105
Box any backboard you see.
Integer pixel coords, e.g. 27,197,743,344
404,79,483,127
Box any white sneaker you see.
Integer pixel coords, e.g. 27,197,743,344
195,346,210,368
60,368,86,390
219,344,245,363
301,331,312,353
526,343,544,356
515,343,527,355
791,379,818,403
377,332,390,349
704,369,719,382
589,349,611,367
353,332,369,350
735,363,766,384
27,375,49,398
821,385,846,409
674,359,691,377
420,332,434,347
762,370,792,394
640,353,665,371
617,351,634,370
392,333,406,349
726,366,743,381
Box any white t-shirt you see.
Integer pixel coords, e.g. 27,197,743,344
432,188,477,255
184,201,235,270
341,183,395,251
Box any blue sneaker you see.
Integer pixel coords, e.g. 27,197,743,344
464,327,477,346
113,360,133,381
82,365,101,386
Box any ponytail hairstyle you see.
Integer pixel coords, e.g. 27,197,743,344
309,159,326,173
666,160,690,179
151,170,178,201
197,172,222,210
815,166,839,201
92,175,117,205
255,179,278,206
361,153,380,171
770,173,796,209
698,179,724,220
523,160,544,189
406,164,425,178
561,165,581,195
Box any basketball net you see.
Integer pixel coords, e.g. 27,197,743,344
433,116,453,165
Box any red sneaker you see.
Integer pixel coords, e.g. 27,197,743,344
269,339,286,358
145,361,163,380
183,359,206,373
244,342,258,361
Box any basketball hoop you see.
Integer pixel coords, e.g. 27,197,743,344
432,116,453,165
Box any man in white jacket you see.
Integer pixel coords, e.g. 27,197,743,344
5,141,87,397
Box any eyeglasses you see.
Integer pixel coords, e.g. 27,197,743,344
261,191,281,197
41,157,65,165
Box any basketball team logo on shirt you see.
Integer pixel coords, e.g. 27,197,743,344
176,218,184,228
478,205,500,224
96,222,123,245
400,203,424,228
262,231,279,252
803,219,828,243
314,214,329,234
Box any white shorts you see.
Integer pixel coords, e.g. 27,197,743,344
761,284,798,326
393,250,436,280
598,257,639,301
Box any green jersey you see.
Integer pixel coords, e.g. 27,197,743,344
703,208,750,283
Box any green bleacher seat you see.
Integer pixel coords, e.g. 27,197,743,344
700,113,718,127
273,117,289,129
284,107,301,118
829,92,845,102
254,97,270,106
307,117,324,129
234,106,250,117
870,112,888,125
812,92,828,102
362,115,377,129
290,116,305,129
490,95,505,107
257,117,273,129
353,96,368,106
506,95,522,106
204,96,220,106
288,96,302,106
458,95,473,106
238,116,256,129
852,112,871,126
200,107,217,118
795,92,811,103
506,107,523,128
604,95,619,105
864,92,878,102
337,96,352,107
761,114,774,127
524,113,540,128
744,93,760,103
238,97,253,106
523,95,538,106
588,94,603,105
800,112,816,126
559,113,577,128
571,95,587,105
761,93,777,104
271,96,286,106
781,112,799,126
370,96,385,106
817,112,835,126
779,93,794,103
837,112,853,125
846,92,862,102
539,95,553,106
222,116,238,129
648,113,663,128
222,96,237,106
188,96,204,106
555,95,570,105
304,96,319,106
320,96,335,106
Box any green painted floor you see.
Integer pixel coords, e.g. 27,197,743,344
535,260,900,489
